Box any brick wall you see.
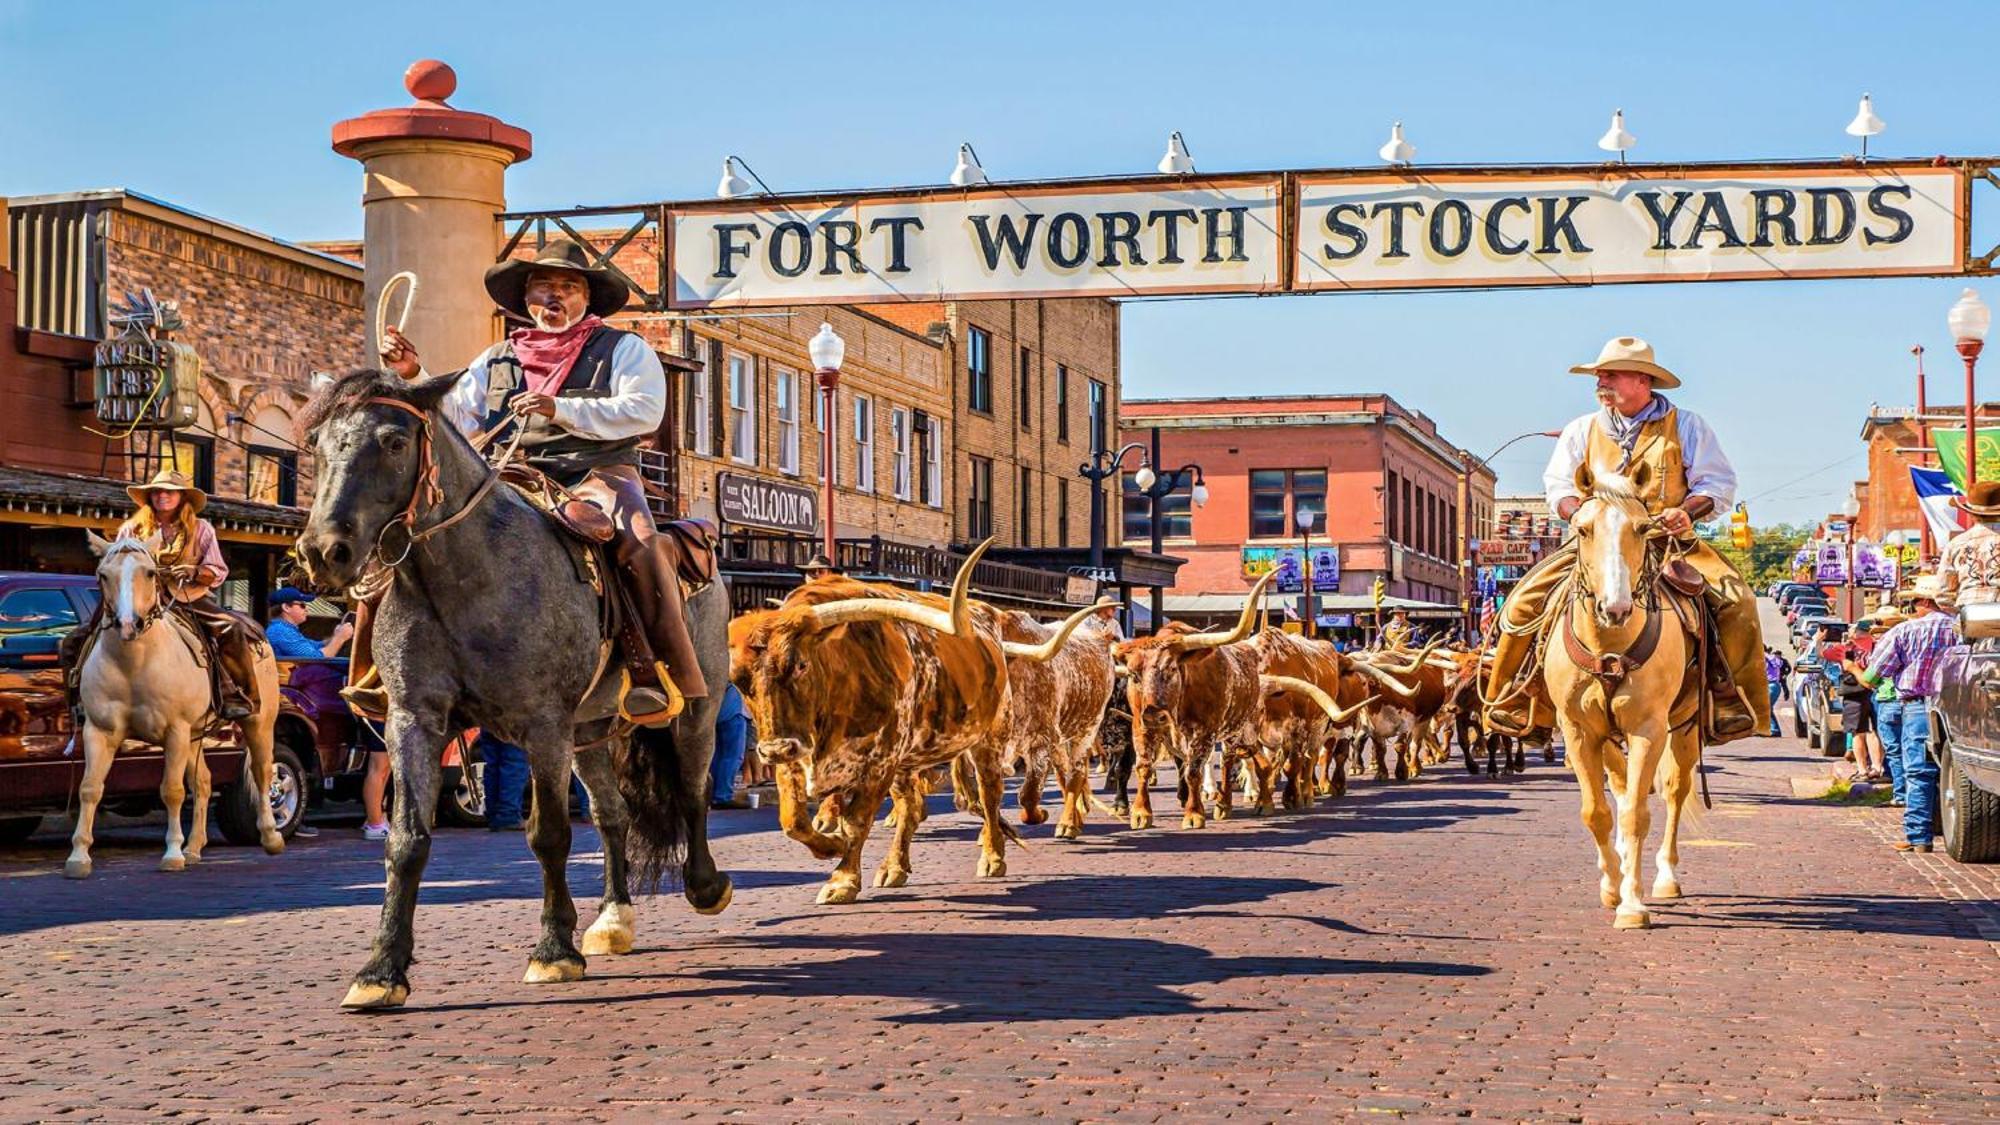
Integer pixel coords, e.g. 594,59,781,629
1860,415,1927,542
0,268,103,476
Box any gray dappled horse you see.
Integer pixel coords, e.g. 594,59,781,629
297,368,731,1010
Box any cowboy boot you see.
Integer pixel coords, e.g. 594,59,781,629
614,531,707,726
214,624,259,723
338,596,389,720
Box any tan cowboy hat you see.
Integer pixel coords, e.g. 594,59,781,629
1956,479,2000,519
483,238,630,321
125,469,206,515
1868,605,1909,628
1897,574,1949,605
1569,336,1682,390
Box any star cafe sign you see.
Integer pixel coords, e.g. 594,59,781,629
667,159,1973,308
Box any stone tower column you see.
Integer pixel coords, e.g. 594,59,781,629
332,60,532,369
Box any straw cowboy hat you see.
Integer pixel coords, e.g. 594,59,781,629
483,238,630,321
1897,574,1950,605
1956,479,2000,519
1569,336,1683,390
125,469,206,515
1868,605,1909,628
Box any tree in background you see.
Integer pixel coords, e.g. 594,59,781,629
1707,521,1814,589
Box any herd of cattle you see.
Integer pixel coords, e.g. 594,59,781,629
727,544,1549,906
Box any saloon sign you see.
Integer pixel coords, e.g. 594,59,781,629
664,160,1975,309
718,472,818,536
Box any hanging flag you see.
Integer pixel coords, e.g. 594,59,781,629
1929,428,2000,490
1911,465,1972,547
1478,597,1496,636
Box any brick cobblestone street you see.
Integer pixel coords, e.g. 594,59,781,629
3,729,1997,1122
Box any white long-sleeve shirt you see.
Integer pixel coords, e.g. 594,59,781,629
423,333,666,442
1543,405,1737,513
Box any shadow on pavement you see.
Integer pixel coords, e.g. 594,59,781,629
1657,892,1993,940
420,930,1493,1023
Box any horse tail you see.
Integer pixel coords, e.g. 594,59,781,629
617,723,693,892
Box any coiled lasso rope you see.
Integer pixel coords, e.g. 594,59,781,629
376,270,419,348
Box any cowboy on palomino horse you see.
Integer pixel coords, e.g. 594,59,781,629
366,238,705,724
1483,336,1768,744
60,470,264,723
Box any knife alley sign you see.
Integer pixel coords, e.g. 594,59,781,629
663,160,1975,309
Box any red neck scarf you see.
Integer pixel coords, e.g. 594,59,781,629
508,314,605,397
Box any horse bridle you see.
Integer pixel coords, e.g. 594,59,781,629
363,396,512,568
97,545,172,637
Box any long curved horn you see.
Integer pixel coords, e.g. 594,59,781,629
1261,675,1378,725
1365,637,1444,676
949,537,992,636
805,597,958,634
1350,658,1420,699
1171,571,1274,651
1002,599,1118,662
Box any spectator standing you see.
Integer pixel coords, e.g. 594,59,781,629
478,731,529,831
1763,646,1791,737
1941,481,2000,607
1861,578,1959,852
266,588,353,659
710,683,751,810
1867,606,1910,805
1835,620,1885,781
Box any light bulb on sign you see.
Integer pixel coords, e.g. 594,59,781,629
1378,122,1415,165
1597,109,1635,162
715,157,751,199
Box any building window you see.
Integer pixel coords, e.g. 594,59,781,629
1250,468,1324,539
1126,471,1193,541
923,416,943,508
688,339,713,457
853,394,874,493
1385,471,1399,542
1058,479,1070,545
1402,479,1414,549
247,446,297,507
1088,379,1108,453
1018,346,1033,432
775,367,799,475
1056,364,1071,443
1017,465,1033,546
727,351,756,466
968,327,992,414
968,455,993,538
167,436,215,493
892,407,912,500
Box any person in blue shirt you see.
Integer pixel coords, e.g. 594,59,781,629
710,684,751,810
266,587,352,660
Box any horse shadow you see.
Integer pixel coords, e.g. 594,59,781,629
429,930,1493,1024
1654,892,1998,941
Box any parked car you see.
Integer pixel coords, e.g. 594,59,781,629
277,656,487,827
1786,597,1832,625
0,572,306,845
1777,584,1829,609
1792,652,1846,755
1927,606,2000,862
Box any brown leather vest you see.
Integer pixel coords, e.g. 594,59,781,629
481,326,643,486
1585,407,1688,515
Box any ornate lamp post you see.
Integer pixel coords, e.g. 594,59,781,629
1135,425,1207,629
1295,506,1318,638
1459,429,1561,640
1949,289,1990,492
1080,440,1149,572
809,323,846,563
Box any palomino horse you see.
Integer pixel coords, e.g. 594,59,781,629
67,533,284,878
298,368,732,1011
1542,464,1703,929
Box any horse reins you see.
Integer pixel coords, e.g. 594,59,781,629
363,397,527,568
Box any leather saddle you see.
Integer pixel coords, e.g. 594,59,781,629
660,518,719,594
499,464,615,544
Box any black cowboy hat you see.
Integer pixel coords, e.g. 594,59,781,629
483,238,629,321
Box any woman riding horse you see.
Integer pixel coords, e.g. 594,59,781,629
61,470,261,721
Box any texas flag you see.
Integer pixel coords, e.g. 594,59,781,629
1912,466,1973,546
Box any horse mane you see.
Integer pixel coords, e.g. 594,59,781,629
1586,470,1642,505
301,366,459,436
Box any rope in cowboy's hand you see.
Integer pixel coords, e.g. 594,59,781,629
376,271,419,348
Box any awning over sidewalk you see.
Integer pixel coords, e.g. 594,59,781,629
0,466,304,545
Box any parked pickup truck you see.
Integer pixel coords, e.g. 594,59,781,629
0,571,303,845
1928,604,2000,862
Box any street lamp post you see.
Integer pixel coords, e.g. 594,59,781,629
809,323,846,564
1915,344,1934,564
1080,440,1149,573
1950,288,1990,493
1136,425,1208,630
1296,506,1317,639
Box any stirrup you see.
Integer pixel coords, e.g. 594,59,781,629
341,684,390,722
619,662,686,728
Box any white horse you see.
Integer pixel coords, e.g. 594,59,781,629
66,533,283,878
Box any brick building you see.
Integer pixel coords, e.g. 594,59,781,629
1118,394,1494,629
1856,405,1966,546
3,190,363,605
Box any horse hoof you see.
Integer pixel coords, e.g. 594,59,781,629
1613,909,1651,930
340,981,409,1010
159,855,185,872
1128,812,1152,831
580,905,636,955
182,851,202,865
873,867,910,888
1053,824,1079,841
1020,808,1048,825
261,831,285,856
1214,806,1232,821
816,881,860,906
63,858,92,880
976,856,1007,879
687,875,733,916
523,959,586,984
1182,813,1206,829
1652,880,1682,900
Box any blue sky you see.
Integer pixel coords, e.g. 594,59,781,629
7,0,1999,523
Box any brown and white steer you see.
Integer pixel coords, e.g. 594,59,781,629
728,544,1096,904
1232,629,1378,816
1001,604,1122,839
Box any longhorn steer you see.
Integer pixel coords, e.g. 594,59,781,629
728,544,1094,903
1001,604,1122,839
1243,629,1381,812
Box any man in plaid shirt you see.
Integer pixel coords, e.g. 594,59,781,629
1861,576,1960,852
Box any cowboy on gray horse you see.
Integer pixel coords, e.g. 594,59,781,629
366,239,704,722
